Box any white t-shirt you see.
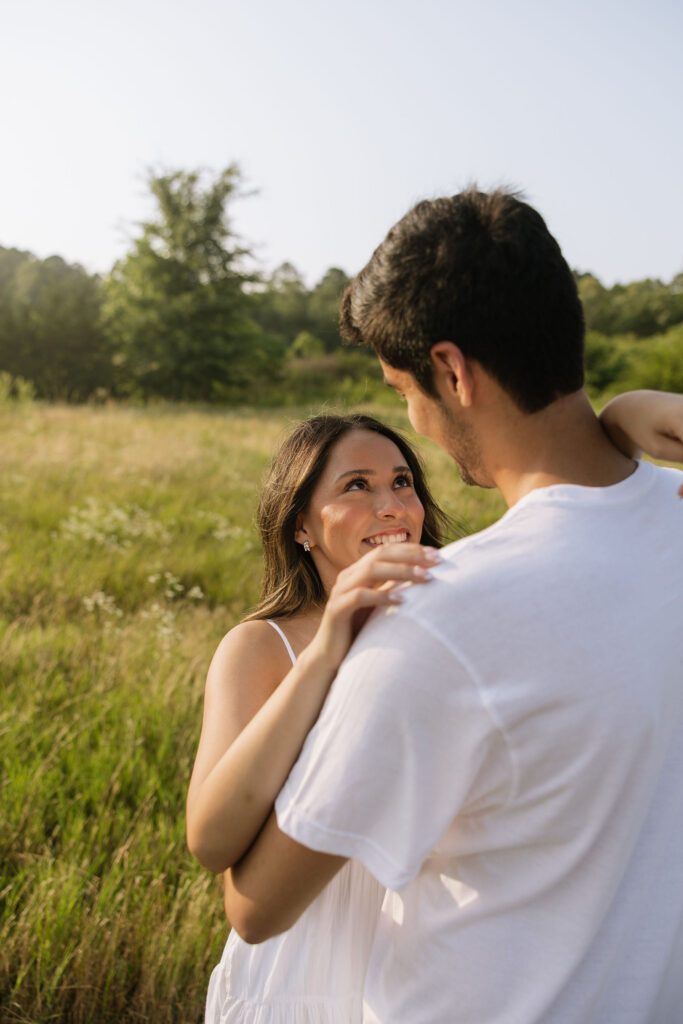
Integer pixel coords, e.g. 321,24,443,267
275,461,683,1024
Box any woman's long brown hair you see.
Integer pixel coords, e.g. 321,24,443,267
244,414,451,622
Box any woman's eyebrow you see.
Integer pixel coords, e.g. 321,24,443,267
334,465,411,482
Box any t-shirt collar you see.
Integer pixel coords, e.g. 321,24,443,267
504,459,653,515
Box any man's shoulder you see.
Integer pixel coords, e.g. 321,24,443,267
356,517,533,655
395,464,681,620
438,460,683,566
433,501,542,578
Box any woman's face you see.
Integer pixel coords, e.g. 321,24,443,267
295,429,425,593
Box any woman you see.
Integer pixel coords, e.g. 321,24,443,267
187,413,446,1022
187,396,683,1023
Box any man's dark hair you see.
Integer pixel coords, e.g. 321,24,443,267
339,188,585,413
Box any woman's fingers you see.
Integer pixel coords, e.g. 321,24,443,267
321,546,442,649
336,584,410,614
369,562,433,583
329,571,428,623
345,546,440,588
363,542,440,564
317,550,442,662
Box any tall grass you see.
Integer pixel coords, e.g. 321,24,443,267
0,402,504,1023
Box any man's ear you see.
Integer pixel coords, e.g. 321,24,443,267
430,341,474,408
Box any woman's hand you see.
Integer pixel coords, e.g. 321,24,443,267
307,543,441,670
600,390,683,463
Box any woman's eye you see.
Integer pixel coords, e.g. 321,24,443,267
394,474,413,488
345,477,368,491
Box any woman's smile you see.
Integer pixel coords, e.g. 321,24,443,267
363,529,410,546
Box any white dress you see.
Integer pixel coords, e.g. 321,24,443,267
205,621,384,1024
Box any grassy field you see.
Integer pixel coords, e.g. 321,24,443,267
0,401,505,1024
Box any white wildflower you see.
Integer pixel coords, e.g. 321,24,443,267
140,601,178,652
195,510,244,541
82,591,123,618
59,498,172,550
162,572,184,599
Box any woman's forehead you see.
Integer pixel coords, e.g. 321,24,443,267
323,430,405,477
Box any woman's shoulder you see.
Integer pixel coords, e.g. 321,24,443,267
205,619,296,712
209,611,322,682
213,618,290,668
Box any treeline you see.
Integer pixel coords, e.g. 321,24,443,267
580,272,683,396
1,166,682,404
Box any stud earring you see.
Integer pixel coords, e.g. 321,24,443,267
303,540,310,553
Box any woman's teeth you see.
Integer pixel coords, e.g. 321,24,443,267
365,532,408,545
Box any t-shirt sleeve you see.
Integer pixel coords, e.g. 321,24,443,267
275,606,512,891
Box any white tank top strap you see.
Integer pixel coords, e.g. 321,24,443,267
265,619,297,666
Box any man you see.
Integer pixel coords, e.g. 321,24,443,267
227,189,683,1022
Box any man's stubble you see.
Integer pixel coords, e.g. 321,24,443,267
440,405,491,490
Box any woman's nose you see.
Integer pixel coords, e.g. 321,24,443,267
375,488,405,517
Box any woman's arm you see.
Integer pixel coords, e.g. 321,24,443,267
599,389,683,462
186,620,312,873
222,824,346,943
186,542,441,875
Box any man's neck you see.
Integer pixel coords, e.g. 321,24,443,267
482,390,637,508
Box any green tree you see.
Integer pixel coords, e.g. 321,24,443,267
577,270,683,339
576,273,617,335
0,248,31,374
583,331,631,393
250,263,311,348
290,330,325,359
626,324,683,392
103,167,282,401
308,267,351,351
610,279,670,337
0,248,109,401
248,264,351,358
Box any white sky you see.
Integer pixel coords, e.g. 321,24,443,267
2,0,681,287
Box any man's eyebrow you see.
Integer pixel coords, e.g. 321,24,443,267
335,465,412,482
